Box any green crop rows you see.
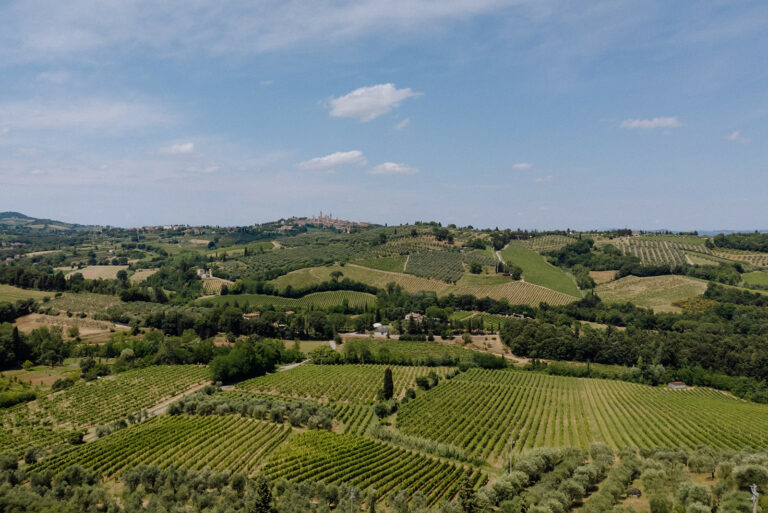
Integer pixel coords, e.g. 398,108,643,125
612,238,715,266
33,414,289,477
0,365,209,452
333,403,374,435
236,364,452,402
262,431,486,506
342,339,479,365
397,368,768,459
405,251,465,283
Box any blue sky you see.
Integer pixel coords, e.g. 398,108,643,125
0,1,766,230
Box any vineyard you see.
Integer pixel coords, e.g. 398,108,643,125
609,238,714,266
397,368,768,460
513,235,577,252
333,403,374,435
713,249,768,267
32,414,290,477
202,276,234,295
0,365,208,453
450,279,578,306
199,290,377,309
236,364,452,402
261,431,486,506
405,251,465,283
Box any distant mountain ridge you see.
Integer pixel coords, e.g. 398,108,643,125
0,212,88,230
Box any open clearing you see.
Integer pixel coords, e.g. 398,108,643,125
588,270,616,284
14,313,129,342
595,275,707,312
130,268,158,283
0,284,51,302
500,243,581,296
742,271,768,286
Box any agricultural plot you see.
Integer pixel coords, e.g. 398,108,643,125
65,265,128,280
611,238,715,266
742,271,768,286
270,265,451,295
237,364,452,402
405,251,465,283
201,276,234,295
219,244,359,279
501,244,581,296
47,292,123,315
450,279,578,306
130,268,158,283
588,270,616,284
339,339,479,365
262,431,486,506
23,365,207,428
515,235,577,252
596,275,707,312
397,368,768,459
200,290,377,309
0,284,51,302
33,414,289,477
352,255,407,272
713,249,768,267
333,403,374,435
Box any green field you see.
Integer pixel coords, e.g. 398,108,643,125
199,290,377,309
0,284,51,302
352,255,407,272
501,244,581,296
595,274,707,312
33,414,289,477
237,364,452,402
742,271,768,286
262,431,486,506
397,368,768,459
337,339,479,365
271,264,450,294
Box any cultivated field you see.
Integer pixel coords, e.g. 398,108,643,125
397,368,768,459
202,276,235,295
713,249,768,267
65,265,128,280
595,275,708,312
130,268,158,283
514,235,577,252
262,431,486,506
200,290,377,309
501,243,581,296
271,264,451,294
33,414,289,477
237,364,452,402
588,270,616,284
0,284,51,302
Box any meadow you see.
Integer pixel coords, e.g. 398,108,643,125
199,290,377,309
0,284,51,302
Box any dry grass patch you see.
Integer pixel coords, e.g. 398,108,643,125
589,270,616,284
596,275,707,312
130,269,158,283
65,265,128,280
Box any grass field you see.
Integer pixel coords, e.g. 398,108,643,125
237,364,452,402
397,368,768,459
65,265,128,280
501,244,581,296
130,268,158,283
595,275,707,312
0,284,51,302
336,339,479,365
47,292,122,315
742,271,768,286
262,431,486,506
353,255,407,272
199,290,377,309
588,270,616,284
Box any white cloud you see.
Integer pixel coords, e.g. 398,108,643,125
161,142,195,154
367,162,419,175
0,99,171,131
395,118,410,130
329,84,421,122
297,150,366,171
620,117,682,129
533,175,553,183
726,130,751,143
512,162,532,169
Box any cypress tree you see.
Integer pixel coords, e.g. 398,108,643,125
383,368,394,400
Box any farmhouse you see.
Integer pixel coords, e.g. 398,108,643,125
405,313,424,323
242,312,261,320
667,381,686,390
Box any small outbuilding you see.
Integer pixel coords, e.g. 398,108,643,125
667,381,686,390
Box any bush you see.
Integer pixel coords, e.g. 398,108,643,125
733,464,768,489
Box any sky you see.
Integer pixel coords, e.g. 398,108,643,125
0,0,766,230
